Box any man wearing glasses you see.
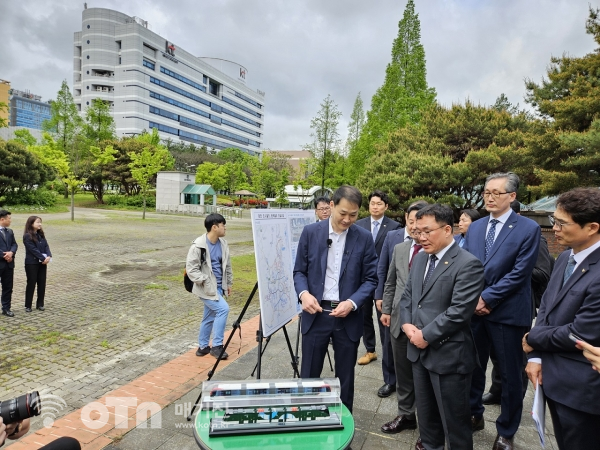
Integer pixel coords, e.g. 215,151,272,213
463,172,540,450
523,188,600,450
314,197,331,221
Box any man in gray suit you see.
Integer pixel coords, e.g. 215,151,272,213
401,204,485,450
379,200,429,434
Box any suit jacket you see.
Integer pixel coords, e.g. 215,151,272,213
23,233,52,265
531,234,554,312
0,227,18,269
400,243,485,374
293,220,379,342
382,240,411,338
463,211,540,326
374,228,406,299
355,216,400,257
528,247,600,415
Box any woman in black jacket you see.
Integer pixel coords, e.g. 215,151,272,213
23,216,52,312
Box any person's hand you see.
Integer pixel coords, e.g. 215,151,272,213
409,329,429,349
522,332,534,354
2,251,13,262
0,416,7,447
42,256,51,265
475,297,491,316
330,300,354,318
227,287,231,296
300,292,322,314
380,313,391,327
375,300,383,313
403,323,418,340
576,340,600,373
526,361,543,388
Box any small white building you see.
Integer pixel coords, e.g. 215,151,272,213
156,171,216,214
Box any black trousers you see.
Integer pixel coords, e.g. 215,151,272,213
547,396,600,450
25,263,47,309
362,299,377,352
0,265,14,311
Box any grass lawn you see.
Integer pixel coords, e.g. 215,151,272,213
228,253,258,308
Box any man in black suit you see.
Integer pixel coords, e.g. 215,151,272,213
0,210,18,317
355,191,400,394
401,204,485,450
524,188,600,450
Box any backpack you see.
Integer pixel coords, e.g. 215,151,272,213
184,247,206,293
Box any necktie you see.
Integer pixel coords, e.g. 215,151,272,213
0,227,5,242
485,219,500,259
563,255,576,286
372,221,380,242
409,244,422,270
423,255,438,287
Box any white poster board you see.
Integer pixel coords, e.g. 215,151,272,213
251,209,316,337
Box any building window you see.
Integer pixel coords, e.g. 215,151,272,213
160,66,206,93
87,40,90,44
86,55,90,59
209,80,220,96
87,24,90,29
86,86,89,90
86,101,89,105
222,96,262,118
143,59,155,70
203,75,208,84
149,77,210,107
86,70,89,74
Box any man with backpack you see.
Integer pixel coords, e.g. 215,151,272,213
186,213,233,359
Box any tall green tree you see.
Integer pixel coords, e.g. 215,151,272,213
43,80,82,156
524,6,600,194
129,129,174,219
0,140,52,199
348,0,436,183
347,93,365,159
357,102,533,211
303,94,342,191
84,98,115,144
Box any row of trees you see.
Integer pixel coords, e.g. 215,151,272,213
0,81,174,219
302,2,600,212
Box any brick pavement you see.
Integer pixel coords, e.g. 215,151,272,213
0,209,258,432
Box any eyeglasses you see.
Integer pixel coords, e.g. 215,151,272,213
548,215,577,230
413,225,446,239
316,207,331,212
483,191,513,199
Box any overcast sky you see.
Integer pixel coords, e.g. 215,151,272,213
0,1,596,150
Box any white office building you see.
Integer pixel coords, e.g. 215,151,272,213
73,7,265,156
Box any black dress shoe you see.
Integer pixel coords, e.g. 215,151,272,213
25,307,32,313
2,310,14,317
471,415,485,432
492,434,514,450
415,437,425,450
482,392,501,405
381,415,417,434
36,306,45,311
377,383,396,398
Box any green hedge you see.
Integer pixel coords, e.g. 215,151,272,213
2,188,58,207
104,194,156,208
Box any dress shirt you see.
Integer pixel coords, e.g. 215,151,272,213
371,217,383,234
423,240,455,282
529,239,600,365
323,220,357,310
408,238,423,265
486,208,513,241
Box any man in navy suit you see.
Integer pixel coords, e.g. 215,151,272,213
463,173,540,450
0,210,18,317
355,190,400,396
524,187,600,450
294,185,378,412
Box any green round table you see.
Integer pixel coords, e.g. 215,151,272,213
194,405,354,450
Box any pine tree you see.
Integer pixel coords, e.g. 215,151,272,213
303,94,342,191
43,80,82,156
348,0,436,182
347,93,365,159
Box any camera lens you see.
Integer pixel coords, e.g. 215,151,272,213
0,391,42,424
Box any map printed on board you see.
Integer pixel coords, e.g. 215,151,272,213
251,209,315,337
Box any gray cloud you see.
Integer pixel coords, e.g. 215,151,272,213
0,0,595,150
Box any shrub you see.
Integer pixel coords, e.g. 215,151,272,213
104,194,156,208
2,188,58,207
